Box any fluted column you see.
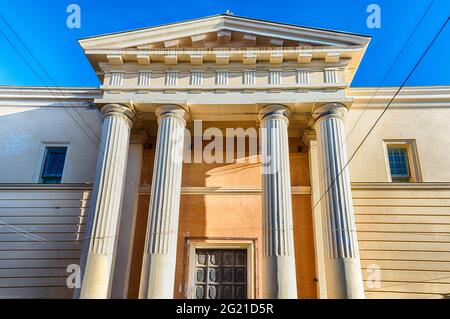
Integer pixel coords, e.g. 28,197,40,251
139,105,186,299
312,103,365,299
80,104,135,299
259,105,298,299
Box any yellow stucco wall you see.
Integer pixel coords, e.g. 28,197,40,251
128,136,317,299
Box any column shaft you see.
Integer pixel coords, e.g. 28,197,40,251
111,136,145,298
139,105,186,299
259,105,298,299
313,103,365,299
80,104,135,299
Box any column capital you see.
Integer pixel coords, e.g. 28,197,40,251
312,103,348,123
155,104,188,126
258,104,291,124
101,104,136,126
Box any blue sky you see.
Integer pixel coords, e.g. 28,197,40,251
0,0,449,87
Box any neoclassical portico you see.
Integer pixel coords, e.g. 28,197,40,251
79,102,365,299
77,14,370,299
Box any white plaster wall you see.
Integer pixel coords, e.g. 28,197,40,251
345,107,450,182
0,106,101,183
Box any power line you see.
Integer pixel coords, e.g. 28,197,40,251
309,0,436,209
345,0,435,140
0,14,148,205
313,16,450,211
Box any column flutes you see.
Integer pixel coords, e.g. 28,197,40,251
259,104,298,299
313,103,365,299
139,105,187,299
80,104,135,299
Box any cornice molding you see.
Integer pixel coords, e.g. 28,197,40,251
0,86,102,107
79,15,370,50
0,183,93,191
139,186,311,195
79,15,370,85
2,183,450,192
348,86,450,109
83,47,361,69
351,182,450,190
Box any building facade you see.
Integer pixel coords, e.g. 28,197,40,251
1,15,450,299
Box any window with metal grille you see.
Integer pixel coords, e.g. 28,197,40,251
194,249,247,299
387,147,410,182
40,147,67,184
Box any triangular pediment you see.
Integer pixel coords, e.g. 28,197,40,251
79,14,370,50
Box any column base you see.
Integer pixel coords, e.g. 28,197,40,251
139,253,177,299
326,258,365,299
263,256,298,299
80,254,111,299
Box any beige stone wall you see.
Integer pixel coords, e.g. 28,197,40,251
346,106,450,182
352,184,450,299
0,105,100,183
340,98,450,299
0,185,90,298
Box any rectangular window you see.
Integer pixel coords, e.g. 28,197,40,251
388,148,410,181
40,147,67,184
385,140,421,182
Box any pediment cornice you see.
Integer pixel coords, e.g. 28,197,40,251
79,15,370,50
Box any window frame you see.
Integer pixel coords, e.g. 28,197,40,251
384,140,421,183
33,142,70,184
185,238,256,299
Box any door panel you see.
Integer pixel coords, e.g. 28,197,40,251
194,249,247,299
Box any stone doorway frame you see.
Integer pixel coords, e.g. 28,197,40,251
184,237,258,299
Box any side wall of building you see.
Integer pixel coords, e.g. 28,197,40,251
0,107,100,184
0,89,100,298
345,90,450,298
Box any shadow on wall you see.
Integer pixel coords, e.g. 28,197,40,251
126,135,318,299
